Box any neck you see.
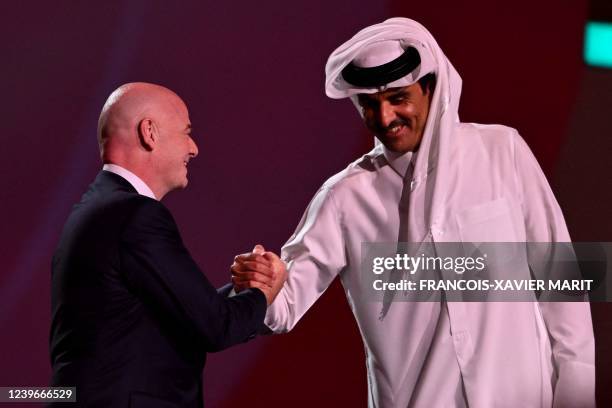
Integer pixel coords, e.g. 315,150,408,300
103,159,167,200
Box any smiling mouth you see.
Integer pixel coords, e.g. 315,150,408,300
384,125,406,137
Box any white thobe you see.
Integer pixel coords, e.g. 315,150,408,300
265,123,595,407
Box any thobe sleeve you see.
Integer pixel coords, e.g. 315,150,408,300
264,186,346,332
512,131,595,408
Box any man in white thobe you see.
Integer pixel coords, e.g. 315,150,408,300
232,18,595,407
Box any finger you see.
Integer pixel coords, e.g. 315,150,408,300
237,278,270,296
232,269,260,280
231,272,273,287
232,272,273,288
232,261,266,274
232,262,275,277
232,276,258,287
234,253,272,267
234,252,251,260
233,275,261,286
232,259,274,273
253,244,266,254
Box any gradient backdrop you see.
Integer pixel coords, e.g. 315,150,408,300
1,0,610,406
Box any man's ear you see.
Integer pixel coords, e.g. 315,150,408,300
137,118,157,151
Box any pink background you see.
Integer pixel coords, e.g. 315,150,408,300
1,0,610,406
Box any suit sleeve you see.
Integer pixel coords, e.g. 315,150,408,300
512,131,595,408
264,186,346,332
120,199,267,352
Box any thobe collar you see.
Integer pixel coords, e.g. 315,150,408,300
102,163,158,200
381,145,417,179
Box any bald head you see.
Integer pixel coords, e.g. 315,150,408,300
97,82,199,199
98,82,182,153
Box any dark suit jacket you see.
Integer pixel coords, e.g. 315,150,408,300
50,171,266,407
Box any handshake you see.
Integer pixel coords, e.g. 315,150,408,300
231,245,287,305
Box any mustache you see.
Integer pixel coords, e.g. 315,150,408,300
376,119,409,134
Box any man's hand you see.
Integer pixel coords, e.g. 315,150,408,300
231,245,287,305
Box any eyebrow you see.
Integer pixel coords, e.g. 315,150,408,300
359,87,409,102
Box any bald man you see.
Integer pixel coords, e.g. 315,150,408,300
49,83,285,407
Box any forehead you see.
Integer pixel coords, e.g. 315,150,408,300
168,93,188,112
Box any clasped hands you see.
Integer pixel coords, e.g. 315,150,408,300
231,245,287,305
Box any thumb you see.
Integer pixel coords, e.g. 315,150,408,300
253,244,265,254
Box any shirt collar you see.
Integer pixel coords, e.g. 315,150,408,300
381,145,416,179
102,164,157,200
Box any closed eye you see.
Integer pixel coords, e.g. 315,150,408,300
388,90,410,104
389,96,407,104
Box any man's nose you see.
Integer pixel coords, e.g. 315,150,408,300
189,136,199,158
376,102,396,128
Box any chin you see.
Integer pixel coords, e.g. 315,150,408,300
170,179,188,191
383,141,412,154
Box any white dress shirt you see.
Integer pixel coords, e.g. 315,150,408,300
102,163,157,200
